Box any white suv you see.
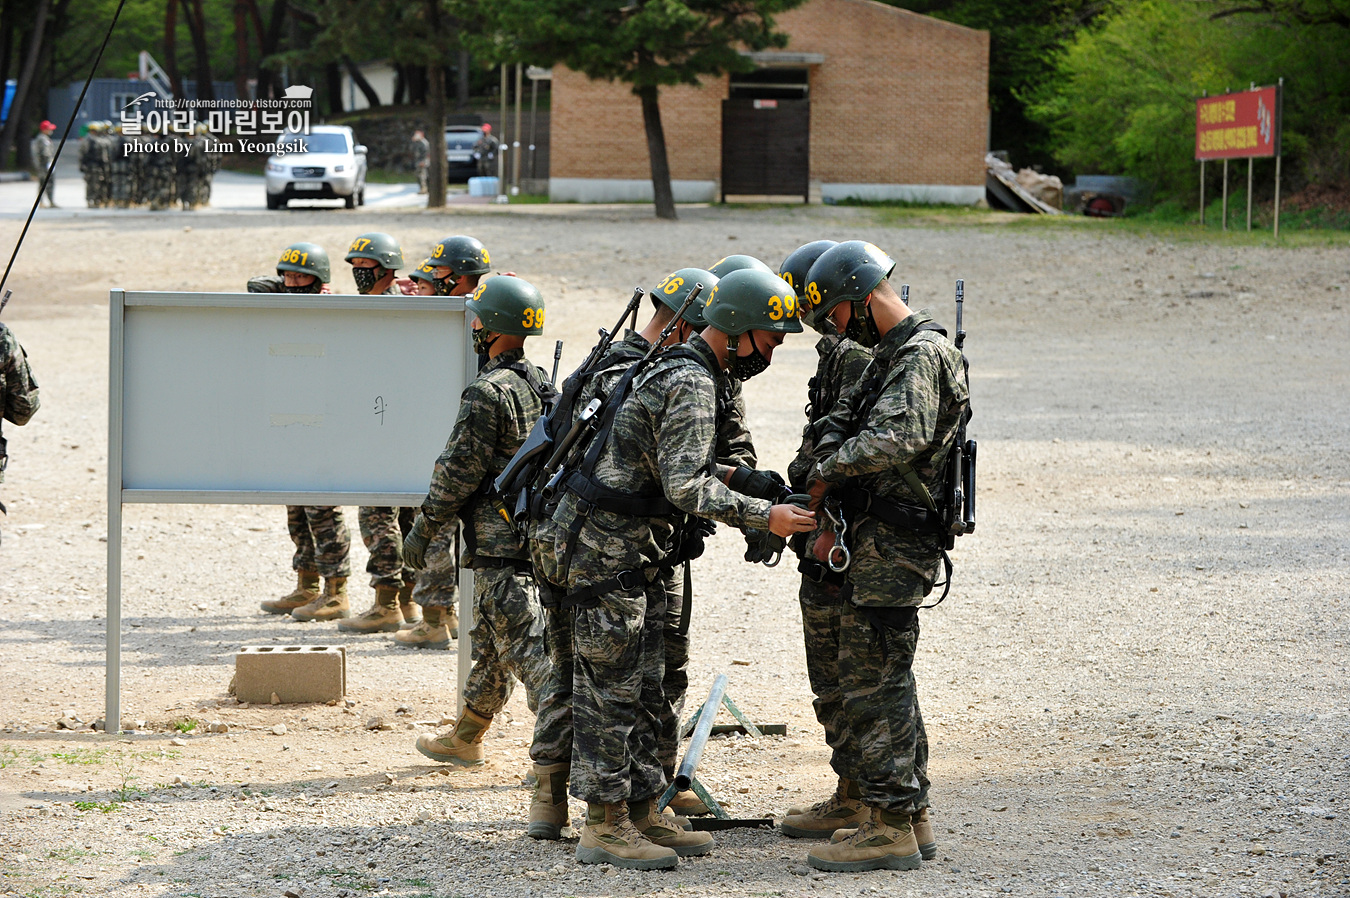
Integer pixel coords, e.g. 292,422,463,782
264,125,368,209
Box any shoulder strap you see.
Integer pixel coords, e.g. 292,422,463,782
501,359,557,404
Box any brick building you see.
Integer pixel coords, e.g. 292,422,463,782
548,0,989,204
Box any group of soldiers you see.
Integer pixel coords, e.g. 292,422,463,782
79,122,220,211
245,232,971,874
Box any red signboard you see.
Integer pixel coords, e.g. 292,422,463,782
1195,86,1280,160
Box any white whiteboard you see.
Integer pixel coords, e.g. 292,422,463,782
111,291,473,504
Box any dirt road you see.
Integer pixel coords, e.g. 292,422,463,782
1,203,1347,897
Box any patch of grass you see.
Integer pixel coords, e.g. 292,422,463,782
129,849,154,859
363,167,414,185
0,745,18,768
171,717,198,734
46,847,95,862
73,800,121,813
50,748,112,766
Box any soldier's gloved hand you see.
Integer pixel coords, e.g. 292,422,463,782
727,466,787,502
402,515,437,571
695,517,717,539
768,499,816,539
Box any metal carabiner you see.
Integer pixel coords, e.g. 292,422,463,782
823,500,852,573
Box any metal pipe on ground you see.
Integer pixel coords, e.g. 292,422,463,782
674,673,728,792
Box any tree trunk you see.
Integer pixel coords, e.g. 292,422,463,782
324,61,342,115
0,0,49,171
637,83,676,220
164,0,183,98
183,0,214,101
427,62,446,208
392,63,405,105
233,0,249,100
456,48,470,110
342,55,381,107
0,0,17,88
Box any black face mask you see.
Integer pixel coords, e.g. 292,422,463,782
434,274,457,296
477,350,490,372
844,300,882,348
352,265,384,294
729,332,771,381
283,279,323,294
472,328,498,357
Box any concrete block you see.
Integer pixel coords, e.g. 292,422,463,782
235,645,346,704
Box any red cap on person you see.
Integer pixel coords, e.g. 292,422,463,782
39,120,56,132
482,124,491,133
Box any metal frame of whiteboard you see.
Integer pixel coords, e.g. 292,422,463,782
107,290,478,732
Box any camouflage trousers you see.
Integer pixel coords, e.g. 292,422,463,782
529,600,573,766
286,505,351,578
799,575,860,780
836,603,929,815
569,572,667,804
409,523,459,609
658,567,689,778
358,506,415,588
462,564,554,718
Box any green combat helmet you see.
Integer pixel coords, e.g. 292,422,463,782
344,232,404,270
276,241,331,285
652,267,718,329
779,240,838,333
467,276,545,336
703,268,802,381
804,240,895,345
429,235,492,277
708,254,773,279
409,257,439,285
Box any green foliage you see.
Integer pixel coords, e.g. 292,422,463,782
883,0,1112,167
1027,0,1350,204
460,0,803,91
171,717,198,734
72,800,121,813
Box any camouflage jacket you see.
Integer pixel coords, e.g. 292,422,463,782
1,323,40,482
814,310,970,601
788,333,872,489
421,347,549,562
410,136,430,166
591,329,755,467
552,334,771,574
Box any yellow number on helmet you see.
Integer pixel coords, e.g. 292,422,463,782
806,281,822,308
537,308,545,327
433,243,444,258
781,271,795,288
472,283,487,301
663,276,684,295
481,249,490,264
767,296,783,321
706,284,718,307
522,307,535,329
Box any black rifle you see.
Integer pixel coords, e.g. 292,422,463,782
943,279,976,540
495,287,646,522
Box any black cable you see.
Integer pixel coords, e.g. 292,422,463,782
0,0,129,307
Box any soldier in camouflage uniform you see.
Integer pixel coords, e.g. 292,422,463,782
410,130,430,194
775,241,877,840
79,122,111,208
245,243,355,617
388,236,495,648
145,126,177,210
109,126,135,208
799,240,970,873
403,276,557,767
1,320,41,544
526,266,741,840
300,233,421,629
178,124,209,210
550,268,815,870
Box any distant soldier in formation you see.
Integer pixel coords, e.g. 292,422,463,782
145,126,177,211
80,122,112,208
178,124,210,210
109,125,134,208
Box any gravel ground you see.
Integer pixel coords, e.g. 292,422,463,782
0,203,1347,898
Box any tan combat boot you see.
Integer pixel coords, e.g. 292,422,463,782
338,585,403,633
291,576,349,621
832,807,935,859
414,707,490,766
397,582,421,625
527,762,572,840
394,605,454,650
780,777,868,839
261,570,319,614
629,798,713,857
667,789,710,815
575,802,677,870
807,806,922,872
